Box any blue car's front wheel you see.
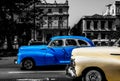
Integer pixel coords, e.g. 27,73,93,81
21,59,35,70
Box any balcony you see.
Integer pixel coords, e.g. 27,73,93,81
47,12,69,16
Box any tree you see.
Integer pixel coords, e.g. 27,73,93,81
0,0,45,50
0,0,20,50
70,20,83,36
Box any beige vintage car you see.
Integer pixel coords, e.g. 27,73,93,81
66,46,120,81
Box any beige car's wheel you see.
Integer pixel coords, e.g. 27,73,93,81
82,69,106,81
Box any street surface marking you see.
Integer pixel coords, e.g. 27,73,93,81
17,78,56,81
8,71,65,74
17,79,43,81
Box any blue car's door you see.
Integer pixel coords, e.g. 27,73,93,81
49,46,78,65
46,39,66,65
63,46,78,63
49,47,66,64
46,39,80,65
63,39,79,63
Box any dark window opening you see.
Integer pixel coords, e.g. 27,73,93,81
48,9,52,13
59,17,63,28
101,21,105,29
108,21,113,30
86,21,91,30
48,17,52,28
59,8,63,13
94,21,98,30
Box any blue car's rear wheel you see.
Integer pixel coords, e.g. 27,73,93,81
21,59,35,70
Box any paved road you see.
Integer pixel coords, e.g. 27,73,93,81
0,57,73,81
0,68,72,81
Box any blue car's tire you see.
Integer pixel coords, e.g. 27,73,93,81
21,59,35,70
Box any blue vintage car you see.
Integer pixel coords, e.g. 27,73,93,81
16,36,95,70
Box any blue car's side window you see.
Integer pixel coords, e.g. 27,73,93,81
65,39,77,46
78,40,89,46
50,40,63,47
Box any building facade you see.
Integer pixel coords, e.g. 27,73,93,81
16,0,69,43
75,1,120,46
81,15,117,46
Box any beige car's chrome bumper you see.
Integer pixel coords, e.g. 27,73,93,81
66,59,76,78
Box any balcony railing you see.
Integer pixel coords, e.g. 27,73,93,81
84,28,117,32
92,39,116,42
38,26,68,30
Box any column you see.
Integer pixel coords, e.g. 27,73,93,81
98,33,101,40
42,31,45,42
112,23,116,31
31,29,34,40
90,21,94,30
83,20,86,31
98,21,101,30
105,21,109,30
98,33,101,46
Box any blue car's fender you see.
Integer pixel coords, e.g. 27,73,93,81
17,51,46,66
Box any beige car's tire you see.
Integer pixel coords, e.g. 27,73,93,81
82,69,106,81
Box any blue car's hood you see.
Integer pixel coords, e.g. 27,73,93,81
19,45,48,52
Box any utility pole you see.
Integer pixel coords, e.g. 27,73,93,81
34,0,37,40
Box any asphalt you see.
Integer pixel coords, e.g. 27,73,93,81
0,56,19,68
0,56,75,81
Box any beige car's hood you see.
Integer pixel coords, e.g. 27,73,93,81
72,46,120,59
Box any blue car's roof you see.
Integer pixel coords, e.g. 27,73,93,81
50,35,95,46
51,35,88,40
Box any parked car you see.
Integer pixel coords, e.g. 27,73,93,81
66,42,120,81
15,36,94,70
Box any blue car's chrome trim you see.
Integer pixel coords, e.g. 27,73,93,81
50,36,94,46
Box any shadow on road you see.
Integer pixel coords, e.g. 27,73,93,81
30,65,66,71
0,56,67,71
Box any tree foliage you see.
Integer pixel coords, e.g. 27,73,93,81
0,0,33,49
